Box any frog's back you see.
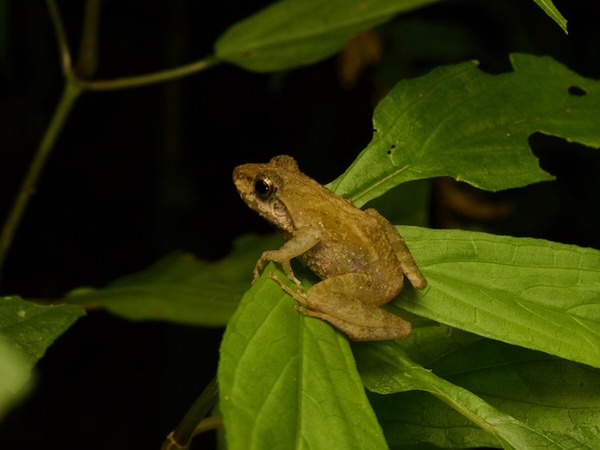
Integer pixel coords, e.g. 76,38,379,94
301,200,405,289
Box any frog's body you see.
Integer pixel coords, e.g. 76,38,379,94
233,155,427,341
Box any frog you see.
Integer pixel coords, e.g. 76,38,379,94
233,155,427,341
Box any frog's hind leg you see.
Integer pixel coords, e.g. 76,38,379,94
365,208,427,290
298,273,412,341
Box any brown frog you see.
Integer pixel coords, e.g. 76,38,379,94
233,155,427,341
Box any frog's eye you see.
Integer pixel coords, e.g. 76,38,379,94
254,176,276,200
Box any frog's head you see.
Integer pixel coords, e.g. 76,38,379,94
233,155,299,233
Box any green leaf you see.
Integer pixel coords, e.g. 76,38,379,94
0,296,85,370
432,338,600,448
394,226,600,368
354,340,594,449
0,296,84,418
66,235,279,326
361,327,499,448
329,53,600,207
215,0,438,72
532,0,568,33
360,326,600,448
218,271,388,450
369,390,499,449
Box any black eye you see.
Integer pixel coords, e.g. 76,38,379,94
254,176,275,200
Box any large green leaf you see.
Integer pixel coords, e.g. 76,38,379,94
354,340,594,449
215,0,438,72
218,226,599,447
218,272,388,450
217,248,599,449
66,235,279,325
214,0,568,72
329,53,600,207
394,226,600,368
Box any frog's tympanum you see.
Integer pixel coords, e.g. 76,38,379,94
233,155,427,341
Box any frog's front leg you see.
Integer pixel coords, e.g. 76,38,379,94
273,273,412,341
253,227,321,288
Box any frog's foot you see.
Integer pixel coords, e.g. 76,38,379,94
268,272,315,313
294,304,317,316
268,271,304,294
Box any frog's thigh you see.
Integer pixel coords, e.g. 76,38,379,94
303,274,412,341
365,208,427,290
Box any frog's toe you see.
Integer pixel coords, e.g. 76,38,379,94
270,272,307,302
294,304,312,314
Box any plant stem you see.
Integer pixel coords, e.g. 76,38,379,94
0,82,83,277
1,0,218,279
75,0,102,79
46,0,75,81
161,376,219,450
84,56,220,91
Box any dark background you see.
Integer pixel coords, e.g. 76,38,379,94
0,1,598,449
